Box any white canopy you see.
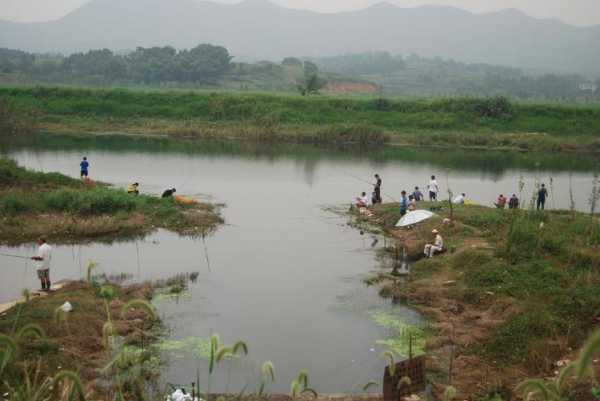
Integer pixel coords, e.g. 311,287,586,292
395,209,435,227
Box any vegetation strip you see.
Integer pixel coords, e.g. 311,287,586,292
2,87,600,153
0,158,222,245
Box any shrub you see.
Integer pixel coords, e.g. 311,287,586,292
0,193,32,215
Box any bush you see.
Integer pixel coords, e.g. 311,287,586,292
0,193,32,215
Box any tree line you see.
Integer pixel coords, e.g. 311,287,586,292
0,44,233,84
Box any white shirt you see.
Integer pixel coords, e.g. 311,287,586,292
434,234,444,249
37,243,52,271
428,180,439,194
361,195,369,206
452,195,465,204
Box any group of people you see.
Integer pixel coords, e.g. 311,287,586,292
494,184,549,211
80,157,176,199
355,174,449,216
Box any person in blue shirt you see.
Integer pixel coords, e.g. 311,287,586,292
399,190,408,216
80,157,89,179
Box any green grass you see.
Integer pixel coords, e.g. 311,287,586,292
368,202,600,372
0,158,222,244
2,86,600,151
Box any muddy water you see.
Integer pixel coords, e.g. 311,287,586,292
1,135,599,393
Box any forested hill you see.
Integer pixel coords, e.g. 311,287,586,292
0,0,599,75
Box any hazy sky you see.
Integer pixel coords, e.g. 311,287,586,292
2,0,599,26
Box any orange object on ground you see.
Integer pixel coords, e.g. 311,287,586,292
174,195,197,205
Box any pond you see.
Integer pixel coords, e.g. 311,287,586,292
1,134,599,393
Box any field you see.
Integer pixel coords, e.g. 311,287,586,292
2,86,600,153
0,158,222,244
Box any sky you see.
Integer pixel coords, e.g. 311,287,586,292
1,0,599,26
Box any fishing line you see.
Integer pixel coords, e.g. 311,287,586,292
201,232,212,273
0,253,30,259
343,172,397,202
135,240,142,279
21,259,29,290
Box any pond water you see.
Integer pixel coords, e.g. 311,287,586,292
1,134,599,393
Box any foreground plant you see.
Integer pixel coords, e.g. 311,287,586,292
516,329,600,401
290,370,317,401
257,360,276,396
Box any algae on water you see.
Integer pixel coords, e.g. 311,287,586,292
159,337,212,359
370,311,426,357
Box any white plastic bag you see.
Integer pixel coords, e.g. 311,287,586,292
171,389,193,401
60,301,72,313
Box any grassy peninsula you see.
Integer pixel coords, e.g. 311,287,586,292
355,201,600,398
2,86,600,153
0,158,222,245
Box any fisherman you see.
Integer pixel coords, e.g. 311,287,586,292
127,182,140,195
30,237,52,291
356,192,369,208
452,193,466,204
495,194,507,209
373,174,382,204
424,229,444,258
428,175,439,201
412,186,424,202
399,190,408,216
408,195,417,211
162,188,176,198
537,184,548,211
80,156,89,180
371,190,378,206
509,194,520,209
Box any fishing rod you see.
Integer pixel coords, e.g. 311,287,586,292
201,231,211,273
0,253,31,260
344,172,398,202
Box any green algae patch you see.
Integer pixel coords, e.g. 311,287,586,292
370,311,426,357
159,337,212,359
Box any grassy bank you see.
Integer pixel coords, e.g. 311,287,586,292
357,202,600,399
2,86,600,152
0,276,165,400
0,158,222,245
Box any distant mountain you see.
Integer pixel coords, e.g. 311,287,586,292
1,0,599,75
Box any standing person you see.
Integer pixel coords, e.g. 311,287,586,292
373,174,382,204
412,186,424,202
428,175,439,201
424,229,444,258
80,157,89,180
509,194,520,209
537,184,548,211
31,238,52,291
399,190,408,216
162,188,176,198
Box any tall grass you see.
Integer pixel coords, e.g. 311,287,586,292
3,86,600,141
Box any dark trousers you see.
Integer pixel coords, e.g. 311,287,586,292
537,198,545,210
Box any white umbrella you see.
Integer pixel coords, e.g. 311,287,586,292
395,210,435,227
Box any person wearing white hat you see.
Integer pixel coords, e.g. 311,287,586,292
424,229,444,258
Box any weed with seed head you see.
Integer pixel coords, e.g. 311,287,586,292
85,260,98,284
258,360,276,396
